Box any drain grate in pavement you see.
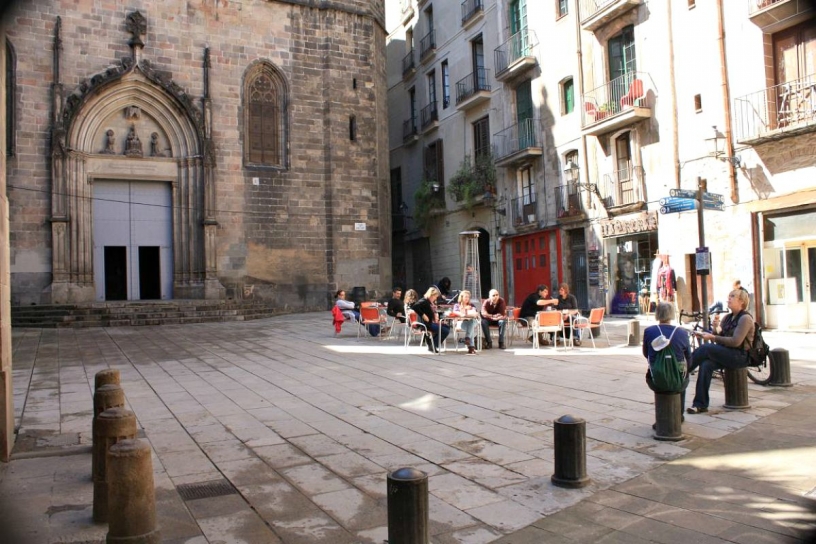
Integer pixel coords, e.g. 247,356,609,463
176,479,237,501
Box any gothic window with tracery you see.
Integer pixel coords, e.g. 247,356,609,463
244,63,288,168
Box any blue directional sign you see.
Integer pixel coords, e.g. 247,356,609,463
703,192,723,203
703,200,724,211
659,197,697,214
669,189,698,199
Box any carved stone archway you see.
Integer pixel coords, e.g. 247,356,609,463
49,12,222,303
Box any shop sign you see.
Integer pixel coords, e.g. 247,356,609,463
599,211,658,238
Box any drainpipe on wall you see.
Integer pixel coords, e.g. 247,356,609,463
666,0,680,189
574,2,590,202
716,0,738,203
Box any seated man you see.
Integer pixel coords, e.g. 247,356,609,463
386,286,406,323
519,284,558,344
481,289,507,349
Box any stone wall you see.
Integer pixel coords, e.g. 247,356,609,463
5,0,389,309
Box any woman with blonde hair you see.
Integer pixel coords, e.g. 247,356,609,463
453,290,480,354
411,286,449,353
687,289,754,414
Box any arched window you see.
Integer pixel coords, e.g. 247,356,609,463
244,62,288,168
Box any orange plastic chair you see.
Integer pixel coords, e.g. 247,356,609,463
358,305,386,339
572,307,609,348
506,307,529,347
532,311,567,350
405,310,428,348
620,79,644,108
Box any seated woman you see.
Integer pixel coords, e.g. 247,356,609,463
642,302,691,425
334,289,360,323
687,289,754,414
553,282,581,345
412,286,449,354
403,289,419,312
452,290,480,355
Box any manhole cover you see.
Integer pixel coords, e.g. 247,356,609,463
176,479,237,501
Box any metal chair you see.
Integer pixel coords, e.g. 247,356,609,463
358,305,386,339
506,307,529,347
405,310,428,349
532,311,567,350
572,307,609,348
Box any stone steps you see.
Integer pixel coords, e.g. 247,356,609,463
11,300,282,328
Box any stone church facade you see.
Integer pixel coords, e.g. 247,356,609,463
4,0,390,310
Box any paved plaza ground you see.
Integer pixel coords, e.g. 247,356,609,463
0,313,814,543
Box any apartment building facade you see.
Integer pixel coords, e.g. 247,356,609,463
388,0,816,331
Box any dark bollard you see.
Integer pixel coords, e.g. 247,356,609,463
627,320,640,347
107,439,160,544
95,369,121,391
387,467,429,544
769,348,793,387
723,367,750,409
93,407,137,523
653,392,683,441
551,415,590,488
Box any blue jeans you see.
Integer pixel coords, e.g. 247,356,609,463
481,318,506,345
689,343,749,409
460,319,477,342
427,322,450,348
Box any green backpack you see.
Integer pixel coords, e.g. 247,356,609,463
649,325,686,393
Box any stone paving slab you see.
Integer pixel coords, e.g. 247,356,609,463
0,314,814,543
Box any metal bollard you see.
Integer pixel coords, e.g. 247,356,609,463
723,367,751,409
627,320,640,347
93,407,137,523
551,415,590,488
95,369,121,391
387,467,429,544
769,348,793,387
106,439,160,544
653,392,683,441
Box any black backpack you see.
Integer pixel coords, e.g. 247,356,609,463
747,321,770,365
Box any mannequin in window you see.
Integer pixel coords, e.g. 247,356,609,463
657,255,676,303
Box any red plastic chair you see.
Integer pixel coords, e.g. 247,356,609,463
620,79,644,108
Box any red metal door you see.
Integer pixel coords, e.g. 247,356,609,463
511,232,551,305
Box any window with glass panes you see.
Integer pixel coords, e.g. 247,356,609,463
473,116,490,159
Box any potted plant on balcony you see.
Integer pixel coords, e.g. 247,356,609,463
413,178,446,232
448,153,497,210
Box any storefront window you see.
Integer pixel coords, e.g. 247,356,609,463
609,234,657,314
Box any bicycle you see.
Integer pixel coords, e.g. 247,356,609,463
678,309,772,385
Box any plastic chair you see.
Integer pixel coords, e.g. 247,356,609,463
532,311,567,350
620,79,644,108
572,307,609,348
358,305,386,339
506,307,529,347
405,310,428,349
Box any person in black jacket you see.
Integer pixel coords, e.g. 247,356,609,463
412,286,449,353
553,283,581,345
520,284,558,344
386,286,405,323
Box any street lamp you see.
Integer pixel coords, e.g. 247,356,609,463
706,125,741,168
565,159,580,184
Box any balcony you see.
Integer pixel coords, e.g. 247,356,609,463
599,164,646,215
461,0,484,27
420,101,439,132
402,49,416,79
579,0,643,32
582,71,652,136
555,184,586,222
748,0,814,33
419,29,436,62
493,118,543,167
733,73,816,145
494,29,538,83
510,195,537,228
402,116,419,144
456,68,491,111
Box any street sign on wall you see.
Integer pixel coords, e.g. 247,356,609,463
703,200,724,211
670,188,724,203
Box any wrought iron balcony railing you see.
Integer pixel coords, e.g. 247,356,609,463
461,0,484,25
492,118,540,162
419,29,436,60
582,71,650,126
494,28,538,77
420,101,438,131
455,68,491,104
555,184,582,219
510,195,537,227
599,164,644,208
402,116,418,142
402,49,415,77
733,73,816,143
